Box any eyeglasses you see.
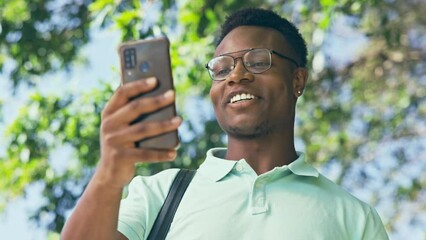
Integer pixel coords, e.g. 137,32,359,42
205,48,299,81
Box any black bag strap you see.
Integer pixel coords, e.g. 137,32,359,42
146,169,196,240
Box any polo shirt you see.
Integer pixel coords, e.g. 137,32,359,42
118,148,389,240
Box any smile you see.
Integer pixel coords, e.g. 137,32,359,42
229,93,257,103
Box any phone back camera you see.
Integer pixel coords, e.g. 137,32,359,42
124,48,136,69
140,61,150,73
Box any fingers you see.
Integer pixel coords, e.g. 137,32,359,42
104,116,182,146
96,77,180,188
121,148,178,164
102,77,157,119
110,90,175,127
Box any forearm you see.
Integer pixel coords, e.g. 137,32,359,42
61,173,124,240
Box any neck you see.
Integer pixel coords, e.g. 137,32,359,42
225,133,298,175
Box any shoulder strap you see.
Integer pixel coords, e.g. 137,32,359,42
146,169,196,240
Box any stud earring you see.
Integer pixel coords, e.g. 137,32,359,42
297,90,302,95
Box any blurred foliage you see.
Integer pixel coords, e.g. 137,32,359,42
0,0,425,238
0,0,91,88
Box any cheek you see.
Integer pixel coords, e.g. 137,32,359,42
271,79,296,107
209,84,221,107
276,72,295,95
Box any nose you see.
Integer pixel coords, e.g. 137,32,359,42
226,58,254,84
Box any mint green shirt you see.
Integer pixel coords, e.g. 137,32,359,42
118,148,388,240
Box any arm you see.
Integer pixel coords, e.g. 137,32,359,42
61,77,181,240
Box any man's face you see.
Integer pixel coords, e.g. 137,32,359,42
209,26,303,139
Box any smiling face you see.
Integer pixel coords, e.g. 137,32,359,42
209,26,306,140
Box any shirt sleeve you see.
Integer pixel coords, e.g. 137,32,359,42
361,207,389,240
117,176,149,240
117,169,180,240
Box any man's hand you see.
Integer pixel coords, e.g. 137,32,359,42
61,77,181,240
95,77,182,189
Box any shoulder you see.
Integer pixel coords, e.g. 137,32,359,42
314,173,373,213
133,168,181,184
312,174,388,237
118,169,182,240
126,168,181,199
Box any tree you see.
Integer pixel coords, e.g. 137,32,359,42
0,0,92,88
1,0,425,238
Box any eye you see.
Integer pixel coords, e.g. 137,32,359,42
215,68,232,77
246,61,269,67
209,56,234,78
244,49,271,70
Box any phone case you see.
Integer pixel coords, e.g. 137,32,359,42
118,37,179,149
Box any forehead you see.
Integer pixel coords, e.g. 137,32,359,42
215,26,289,57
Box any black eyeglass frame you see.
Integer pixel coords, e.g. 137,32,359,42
205,48,300,81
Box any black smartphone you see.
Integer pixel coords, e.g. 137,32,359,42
118,37,179,149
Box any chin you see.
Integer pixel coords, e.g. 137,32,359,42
225,121,273,140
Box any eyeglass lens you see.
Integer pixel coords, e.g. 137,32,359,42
207,49,272,80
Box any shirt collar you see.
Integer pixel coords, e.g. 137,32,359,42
198,148,237,182
197,148,319,182
286,152,319,178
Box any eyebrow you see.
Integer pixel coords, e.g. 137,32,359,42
219,48,254,56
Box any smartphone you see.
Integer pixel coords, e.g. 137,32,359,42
118,37,179,149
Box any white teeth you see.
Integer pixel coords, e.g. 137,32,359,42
230,93,256,103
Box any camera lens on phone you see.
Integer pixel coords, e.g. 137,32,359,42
140,61,150,73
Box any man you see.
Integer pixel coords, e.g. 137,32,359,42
61,8,389,240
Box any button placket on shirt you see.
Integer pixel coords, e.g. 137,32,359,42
233,160,270,215
251,177,269,214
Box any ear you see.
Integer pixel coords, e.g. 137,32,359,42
293,68,308,98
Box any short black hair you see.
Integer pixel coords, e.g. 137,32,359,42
217,8,308,68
